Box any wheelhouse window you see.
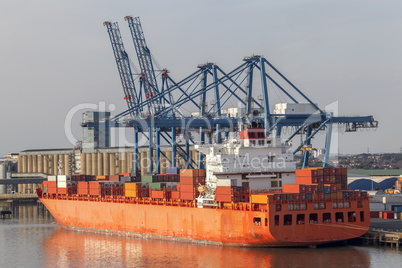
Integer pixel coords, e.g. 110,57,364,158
284,214,292,226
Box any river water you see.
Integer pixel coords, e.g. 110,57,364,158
0,203,401,268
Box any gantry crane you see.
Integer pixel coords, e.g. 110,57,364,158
92,17,379,175
103,21,141,116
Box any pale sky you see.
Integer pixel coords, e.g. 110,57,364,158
0,0,401,156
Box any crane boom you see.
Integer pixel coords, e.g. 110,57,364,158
125,16,160,115
104,21,141,116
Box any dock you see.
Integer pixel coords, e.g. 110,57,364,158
361,218,402,248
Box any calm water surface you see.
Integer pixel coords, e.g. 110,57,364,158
1,203,401,268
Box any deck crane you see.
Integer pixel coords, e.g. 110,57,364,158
103,21,141,116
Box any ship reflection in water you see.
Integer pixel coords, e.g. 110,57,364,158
42,228,371,268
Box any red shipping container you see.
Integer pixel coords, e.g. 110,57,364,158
172,191,179,199
274,194,281,201
383,212,395,219
109,175,120,181
293,193,300,200
89,182,100,189
296,176,318,184
216,186,231,195
216,194,232,202
180,176,205,185
330,176,336,184
370,211,380,218
308,167,324,176
323,176,330,184
295,169,318,177
328,167,336,175
317,175,324,184
89,188,101,196
78,182,88,189
331,184,337,193
48,181,57,188
323,167,330,176
180,192,195,200
57,187,68,194
48,187,57,194
300,194,306,200
282,184,306,193
78,188,88,195
180,184,195,193
304,184,318,194
318,193,325,200
151,190,164,199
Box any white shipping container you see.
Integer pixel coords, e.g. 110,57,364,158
57,175,71,182
216,179,232,187
48,176,57,182
57,181,68,188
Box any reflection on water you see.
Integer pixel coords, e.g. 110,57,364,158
42,229,374,267
1,204,402,268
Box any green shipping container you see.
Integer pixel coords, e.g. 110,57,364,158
142,175,158,183
43,187,47,193
149,182,166,190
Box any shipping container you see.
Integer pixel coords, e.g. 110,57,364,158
151,190,164,199
180,169,199,177
295,176,318,184
142,174,158,183
48,176,57,182
172,191,179,199
57,175,71,181
216,194,232,202
216,179,236,187
166,167,180,174
282,184,306,193
180,176,205,185
109,175,120,181
216,186,231,195
149,182,167,190
48,187,57,194
295,169,318,177
180,191,195,200
48,181,57,188
180,184,195,193
251,194,269,204
57,187,68,194
120,173,130,177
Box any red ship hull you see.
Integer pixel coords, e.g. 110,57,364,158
39,196,370,247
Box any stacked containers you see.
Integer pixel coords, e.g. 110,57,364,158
47,181,57,194
89,182,101,196
125,183,140,198
179,169,205,200
77,182,88,195
57,175,71,194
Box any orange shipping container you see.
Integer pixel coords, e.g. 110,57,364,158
282,184,306,193
172,191,180,199
120,173,130,177
216,194,232,202
180,192,195,200
78,188,88,195
78,182,88,189
151,190,164,199
180,184,195,193
180,176,205,185
295,177,318,184
295,169,318,177
48,187,57,194
57,187,68,194
216,186,231,195
48,181,57,188
180,169,198,177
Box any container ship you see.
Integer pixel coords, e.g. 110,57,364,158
37,127,370,247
